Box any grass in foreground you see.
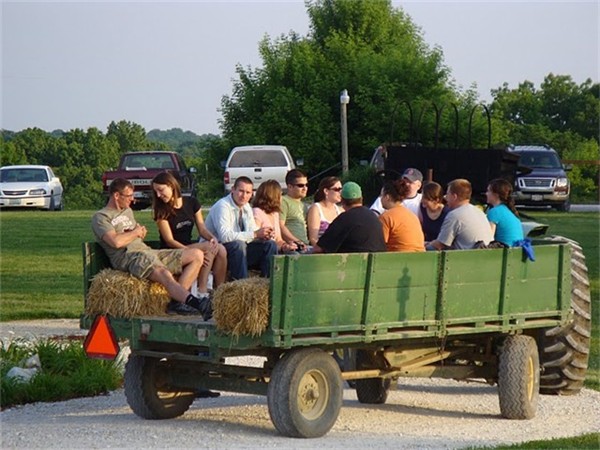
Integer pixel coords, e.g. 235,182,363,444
476,433,600,449
0,337,123,409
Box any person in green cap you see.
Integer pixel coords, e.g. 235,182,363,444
313,181,386,254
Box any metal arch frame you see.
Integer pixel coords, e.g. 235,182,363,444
389,100,414,145
390,100,461,149
468,103,492,149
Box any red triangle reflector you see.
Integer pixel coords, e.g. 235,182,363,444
84,315,120,360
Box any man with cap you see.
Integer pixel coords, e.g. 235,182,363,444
370,168,423,218
313,181,386,254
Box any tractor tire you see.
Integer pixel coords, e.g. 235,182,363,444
124,354,195,420
538,236,591,395
498,335,540,420
267,348,343,438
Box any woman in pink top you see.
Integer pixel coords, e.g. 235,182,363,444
252,180,298,253
306,176,343,246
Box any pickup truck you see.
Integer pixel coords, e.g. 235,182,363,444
81,237,590,438
102,151,196,210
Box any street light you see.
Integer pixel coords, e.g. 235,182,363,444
340,89,350,175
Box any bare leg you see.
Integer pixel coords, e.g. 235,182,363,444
211,244,227,288
189,242,215,293
148,267,191,303
177,247,204,291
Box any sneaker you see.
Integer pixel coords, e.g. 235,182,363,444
186,294,213,321
166,300,201,316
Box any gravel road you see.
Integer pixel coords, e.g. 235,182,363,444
1,320,599,449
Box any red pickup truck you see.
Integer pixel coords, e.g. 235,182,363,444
102,151,197,210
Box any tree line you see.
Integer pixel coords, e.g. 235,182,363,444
1,0,597,207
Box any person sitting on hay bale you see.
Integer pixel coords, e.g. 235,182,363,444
152,172,228,297
91,177,212,318
204,176,278,280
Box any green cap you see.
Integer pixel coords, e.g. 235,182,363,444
341,181,362,199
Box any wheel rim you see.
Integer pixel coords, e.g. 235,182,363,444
297,369,329,420
526,356,535,400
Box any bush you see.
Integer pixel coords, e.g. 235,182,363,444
0,337,123,409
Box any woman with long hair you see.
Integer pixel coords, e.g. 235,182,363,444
419,181,449,243
379,179,425,252
306,176,343,246
152,172,227,296
485,178,524,246
252,180,298,253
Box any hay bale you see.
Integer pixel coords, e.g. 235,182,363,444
86,269,170,318
212,278,270,338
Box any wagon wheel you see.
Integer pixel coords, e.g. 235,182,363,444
498,335,540,420
537,236,591,395
124,354,195,420
267,348,343,438
354,349,391,404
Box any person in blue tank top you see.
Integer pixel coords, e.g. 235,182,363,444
485,178,524,247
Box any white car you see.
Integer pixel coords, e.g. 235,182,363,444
0,165,64,210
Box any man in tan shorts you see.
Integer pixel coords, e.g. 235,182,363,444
91,178,211,318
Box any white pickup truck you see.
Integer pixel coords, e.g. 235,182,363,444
222,145,299,192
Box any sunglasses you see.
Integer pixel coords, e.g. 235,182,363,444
294,183,308,188
329,187,343,192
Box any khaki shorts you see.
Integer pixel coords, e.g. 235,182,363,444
121,249,184,279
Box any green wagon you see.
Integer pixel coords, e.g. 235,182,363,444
81,238,591,438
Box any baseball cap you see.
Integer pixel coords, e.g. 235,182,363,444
402,168,423,183
341,181,362,199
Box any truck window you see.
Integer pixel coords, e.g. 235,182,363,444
520,151,562,169
229,150,288,168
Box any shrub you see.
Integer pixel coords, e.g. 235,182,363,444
0,337,123,409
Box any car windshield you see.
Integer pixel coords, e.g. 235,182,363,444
0,168,48,183
229,150,288,168
122,154,174,170
518,151,562,169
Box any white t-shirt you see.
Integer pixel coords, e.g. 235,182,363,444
370,193,422,219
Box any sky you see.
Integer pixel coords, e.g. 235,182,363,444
2,1,598,136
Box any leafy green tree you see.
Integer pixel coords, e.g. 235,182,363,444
220,0,458,175
490,74,599,201
106,120,149,154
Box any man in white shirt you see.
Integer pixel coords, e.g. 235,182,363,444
370,167,423,218
205,176,277,279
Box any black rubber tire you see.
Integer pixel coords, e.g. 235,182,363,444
48,196,55,211
354,350,390,404
555,199,571,212
538,236,591,395
267,348,343,438
124,354,195,420
498,335,540,420
355,378,391,404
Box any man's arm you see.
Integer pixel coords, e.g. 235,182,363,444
279,220,302,243
102,224,147,249
426,239,448,251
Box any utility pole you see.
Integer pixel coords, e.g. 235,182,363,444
340,89,350,175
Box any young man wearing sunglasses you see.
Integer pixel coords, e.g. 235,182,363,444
280,169,309,249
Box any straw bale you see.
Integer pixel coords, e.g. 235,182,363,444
212,278,270,338
86,269,170,318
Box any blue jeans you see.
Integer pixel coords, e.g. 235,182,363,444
223,240,278,280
